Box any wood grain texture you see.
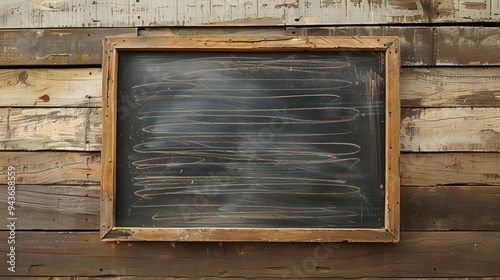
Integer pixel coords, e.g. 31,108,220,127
139,27,286,37
1,0,499,27
436,27,500,65
0,108,101,151
0,185,99,230
4,67,497,109
4,184,497,231
401,186,500,231
0,152,100,185
287,26,433,66
105,35,397,51
0,68,101,107
401,108,500,152
101,36,118,238
0,28,136,65
400,68,500,107
0,231,498,277
433,0,500,23
385,39,401,242
401,153,500,186
3,152,498,188
2,107,498,152
287,26,500,66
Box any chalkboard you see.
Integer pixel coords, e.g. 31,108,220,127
101,36,400,242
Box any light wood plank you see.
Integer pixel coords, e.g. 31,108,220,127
401,108,500,152
4,151,499,187
294,0,430,25
0,185,99,230
4,67,498,108
401,68,500,107
401,186,500,231
2,0,499,27
0,231,497,277
0,68,101,107
0,0,140,28
0,108,101,151
0,152,100,185
104,35,396,51
0,28,136,65
401,153,500,186
433,0,500,23
2,108,499,152
386,39,401,242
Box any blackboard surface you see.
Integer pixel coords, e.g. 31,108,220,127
115,51,386,229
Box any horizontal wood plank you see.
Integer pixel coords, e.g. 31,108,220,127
1,0,499,27
0,68,102,107
401,68,500,107
433,0,500,23
401,186,500,231
3,67,498,108
2,184,497,231
435,27,500,65
3,152,499,187
0,185,99,230
401,108,500,152
0,152,100,185
287,26,500,66
2,107,499,152
0,28,136,65
139,27,286,37
287,26,433,66
0,108,101,151
401,153,500,186
0,231,498,277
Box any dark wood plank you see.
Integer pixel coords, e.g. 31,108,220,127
401,153,500,186
0,185,99,230
286,26,433,66
0,28,136,65
435,27,500,65
287,26,500,66
0,231,498,277
2,183,497,232
139,27,286,37
0,68,102,107
401,108,500,152
401,68,500,108
4,67,498,109
0,152,100,185
401,186,500,231
0,108,101,151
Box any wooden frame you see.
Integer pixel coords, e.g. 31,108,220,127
101,36,400,242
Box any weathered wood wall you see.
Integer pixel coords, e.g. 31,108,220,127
1,0,500,27
0,0,499,278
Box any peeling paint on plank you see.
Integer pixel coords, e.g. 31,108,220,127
0,108,101,151
400,107,500,152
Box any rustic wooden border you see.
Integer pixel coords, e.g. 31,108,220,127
101,36,400,242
